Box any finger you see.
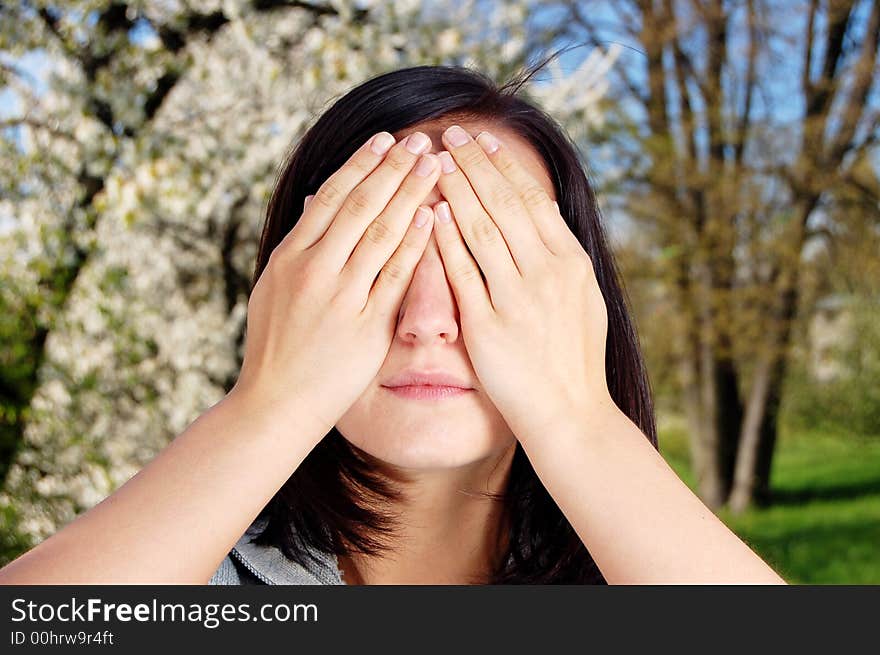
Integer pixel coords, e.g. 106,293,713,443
366,205,435,317
292,131,396,249
342,152,441,296
440,125,546,274
432,200,494,318
474,131,579,257
434,151,521,302
315,131,433,272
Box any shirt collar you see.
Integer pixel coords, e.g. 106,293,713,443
230,517,345,585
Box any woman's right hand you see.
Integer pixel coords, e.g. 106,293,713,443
230,130,440,442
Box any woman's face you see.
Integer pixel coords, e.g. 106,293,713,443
335,121,558,470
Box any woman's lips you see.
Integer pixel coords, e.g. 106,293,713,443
382,385,474,400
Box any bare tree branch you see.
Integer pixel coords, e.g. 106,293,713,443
827,0,880,165
734,0,757,167
802,0,818,98
803,0,856,160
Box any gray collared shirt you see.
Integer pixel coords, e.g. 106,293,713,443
208,519,345,585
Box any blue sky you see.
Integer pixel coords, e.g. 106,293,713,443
3,1,876,210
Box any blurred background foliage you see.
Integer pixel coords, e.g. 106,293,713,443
1,0,878,583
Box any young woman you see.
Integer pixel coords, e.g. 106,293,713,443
0,64,786,585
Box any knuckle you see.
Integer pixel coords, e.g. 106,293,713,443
384,149,414,173
315,177,344,207
490,183,520,210
470,216,499,245
379,258,406,284
363,217,394,245
451,263,481,283
344,185,373,215
520,184,547,209
262,249,312,298
350,153,376,176
494,156,516,176
458,146,485,168
266,242,294,270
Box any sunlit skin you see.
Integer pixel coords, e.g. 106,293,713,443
337,122,787,585
0,121,786,586
337,123,558,471
335,122,558,584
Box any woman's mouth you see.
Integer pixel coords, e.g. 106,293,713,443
381,385,473,400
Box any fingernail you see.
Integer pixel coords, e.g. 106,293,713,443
414,153,436,177
371,132,395,155
438,151,457,174
414,206,431,228
405,132,430,154
476,131,499,154
304,194,314,208
444,125,470,147
436,202,452,223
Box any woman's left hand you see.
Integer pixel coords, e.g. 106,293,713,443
431,125,615,442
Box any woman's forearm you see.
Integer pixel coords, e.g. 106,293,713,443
0,390,324,584
518,400,787,584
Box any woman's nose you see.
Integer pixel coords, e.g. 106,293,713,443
395,232,460,345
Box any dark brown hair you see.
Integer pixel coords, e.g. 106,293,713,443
249,58,657,584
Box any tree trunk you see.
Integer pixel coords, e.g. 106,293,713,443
715,350,743,501
675,228,748,509
674,246,725,509
728,344,774,512
752,282,798,506
681,346,726,509
729,341,791,512
729,266,801,512
681,332,745,509
730,191,812,512
752,374,783,506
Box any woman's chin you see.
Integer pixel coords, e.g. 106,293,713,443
337,423,513,472
335,392,516,471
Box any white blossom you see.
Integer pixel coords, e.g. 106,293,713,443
0,0,614,544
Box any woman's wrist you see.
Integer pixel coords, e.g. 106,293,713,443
224,383,333,446
515,390,623,454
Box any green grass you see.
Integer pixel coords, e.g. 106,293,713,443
657,421,880,584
